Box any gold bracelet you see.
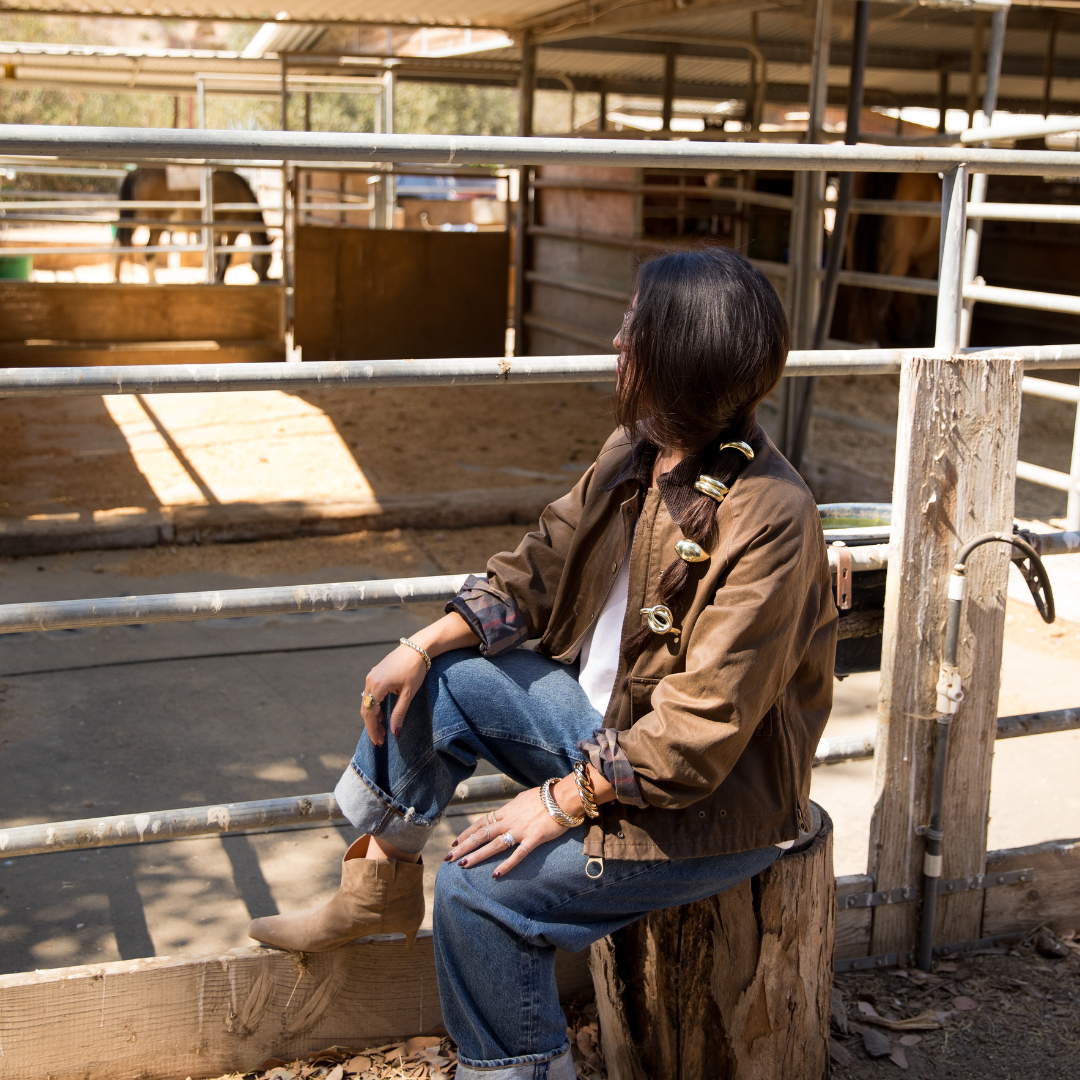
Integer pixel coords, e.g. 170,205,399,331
540,777,585,829
573,761,600,819
398,637,432,672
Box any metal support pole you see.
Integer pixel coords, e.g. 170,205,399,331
280,55,288,133
519,31,536,138
791,0,869,470
598,88,607,132
514,31,537,358
1042,13,1058,118
196,75,214,285
959,6,1008,348
661,44,677,130
1066,390,1080,530
382,65,396,230
199,164,214,285
967,14,987,127
937,64,950,134
936,165,968,354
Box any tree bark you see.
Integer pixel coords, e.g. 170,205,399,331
589,805,834,1080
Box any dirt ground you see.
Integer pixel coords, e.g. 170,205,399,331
829,932,1080,1079
809,371,1079,523
1,372,1075,523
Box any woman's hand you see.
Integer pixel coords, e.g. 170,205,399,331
360,645,427,746
360,612,480,746
445,787,571,878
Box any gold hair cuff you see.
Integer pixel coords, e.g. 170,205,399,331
640,603,679,635
675,539,709,563
694,475,729,503
717,440,755,461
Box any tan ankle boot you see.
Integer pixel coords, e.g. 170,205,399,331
248,836,425,953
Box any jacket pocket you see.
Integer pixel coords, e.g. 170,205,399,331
628,676,660,724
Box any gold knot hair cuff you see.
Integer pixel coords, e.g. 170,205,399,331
640,603,679,635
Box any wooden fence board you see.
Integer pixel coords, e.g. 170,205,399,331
835,874,874,960
0,283,282,347
0,935,590,1080
982,838,1080,938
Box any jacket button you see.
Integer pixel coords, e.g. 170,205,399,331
616,831,625,839
719,809,728,817
698,810,706,819
612,562,618,573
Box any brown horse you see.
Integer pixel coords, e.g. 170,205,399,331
114,167,272,284
840,172,942,346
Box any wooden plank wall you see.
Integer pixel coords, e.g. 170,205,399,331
293,227,509,362
0,283,282,348
0,935,591,1080
524,166,637,356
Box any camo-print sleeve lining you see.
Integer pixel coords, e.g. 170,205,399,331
578,728,647,808
446,574,530,657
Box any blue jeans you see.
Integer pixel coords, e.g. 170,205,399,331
334,648,781,1080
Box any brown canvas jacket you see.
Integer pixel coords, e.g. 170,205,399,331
483,426,838,861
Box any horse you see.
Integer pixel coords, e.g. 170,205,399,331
837,172,942,346
114,167,272,284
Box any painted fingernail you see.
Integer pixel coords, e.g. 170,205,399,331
458,859,468,867
451,839,458,847
444,852,453,862
391,726,401,738
492,871,501,879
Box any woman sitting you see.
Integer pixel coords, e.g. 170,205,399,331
249,246,838,1080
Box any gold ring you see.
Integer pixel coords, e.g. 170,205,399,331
475,823,491,844
362,692,380,710
485,811,498,826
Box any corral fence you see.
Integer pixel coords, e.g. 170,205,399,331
0,124,1079,970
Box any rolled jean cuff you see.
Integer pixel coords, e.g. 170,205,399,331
333,764,441,855
455,1046,575,1080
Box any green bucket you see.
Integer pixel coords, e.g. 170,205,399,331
0,255,32,280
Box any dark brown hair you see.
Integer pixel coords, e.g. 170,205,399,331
615,245,788,451
615,246,790,680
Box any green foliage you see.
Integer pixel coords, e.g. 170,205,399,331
394,83,517,136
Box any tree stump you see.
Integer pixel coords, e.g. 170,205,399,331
589,804,835,1080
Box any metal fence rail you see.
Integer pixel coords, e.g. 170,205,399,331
2,346,1080,400
3,706,1076,860
8,126,1080,177
815,707,1080,766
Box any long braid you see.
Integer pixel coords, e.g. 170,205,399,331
619,413,758,686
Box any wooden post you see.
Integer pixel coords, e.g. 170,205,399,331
867,351,1023,956
590,807,834,1080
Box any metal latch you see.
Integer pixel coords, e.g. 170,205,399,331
837,868,1034,910
833,542,852,610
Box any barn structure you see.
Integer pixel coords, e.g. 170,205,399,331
1,0,1080,1076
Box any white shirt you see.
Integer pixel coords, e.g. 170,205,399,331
577,539,634,718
